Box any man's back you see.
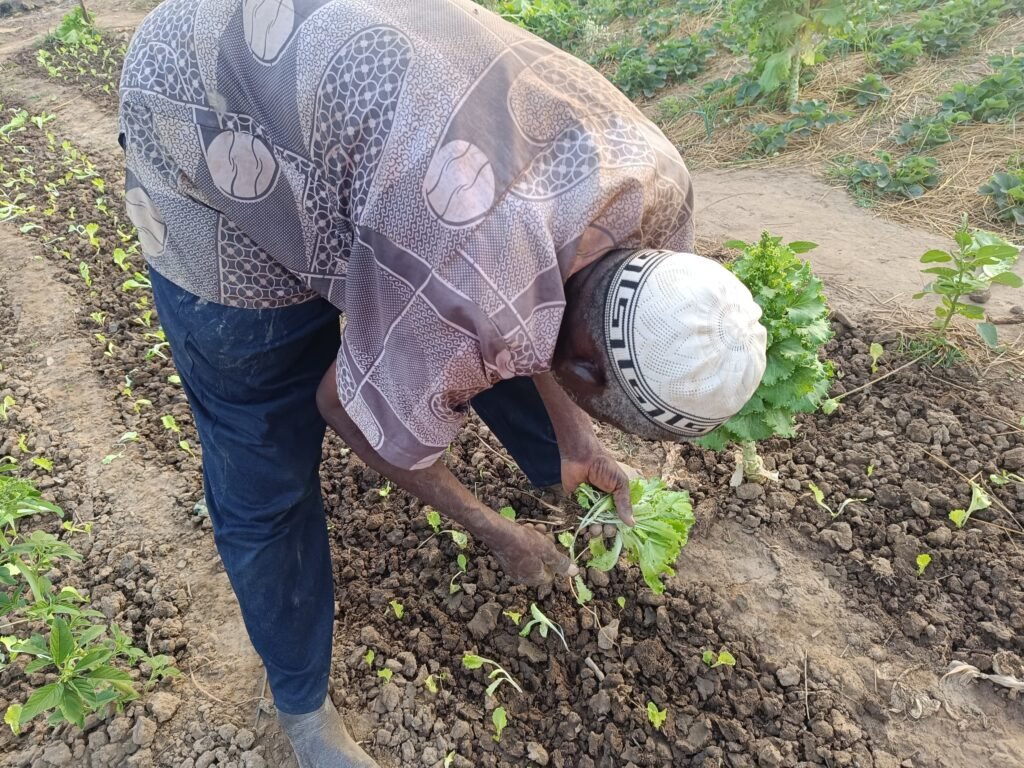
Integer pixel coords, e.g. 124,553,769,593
120,0,695,464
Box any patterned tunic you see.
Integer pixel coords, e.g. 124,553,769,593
119,0,695,469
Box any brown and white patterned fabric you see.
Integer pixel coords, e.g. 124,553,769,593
119,0,696,469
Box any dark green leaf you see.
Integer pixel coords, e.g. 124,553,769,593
49,618,73,666
787,241,818,253
990,271,1023,288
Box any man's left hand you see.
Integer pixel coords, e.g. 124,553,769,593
560,446,636,526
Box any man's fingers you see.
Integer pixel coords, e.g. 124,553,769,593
543,538,579,578
613,481,635,527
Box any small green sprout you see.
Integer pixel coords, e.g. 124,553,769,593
178,440,195,458
426,508,441,533
491,707,507,742
0,395,15,423
424,674,439,694
78,261,91,288
450,553,468,594
377,481,392,497
949,481,990,529
503,610,522,626
30,457,53,472
462,653,522,697
17,434,28,453
423,508,469,548
160,414,180,434
388,600,404,619
519,603,569,652
866,463,875,477
364,649,375,667
574,575,593,605
646,701,667,730
443,752,455,768
616,596,626,610
498,506,516,520
168,374,181,386
89,311,105,325
377,668,393,683
916,553,932,576
990,470,1024,487
807,482,865,519
869,342,884,373
702,649,736,668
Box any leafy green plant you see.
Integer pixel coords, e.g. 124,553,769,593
568,478,694,594
913,219,1021,347
990,469,1024,486
979,169,1024,225
840,151,940,199
746,100,848,156
364,649,375,667
1,468,178,732
938,55,1024,123
842,73,892,107
491,706,507,742
949,480,991,528
807,481,865,518
0,395,14,423
698,234,833,483
870,36,923,74
915,553,932,576
731,0,851,107
462,653,523,697
702,648,737,667
646,701,667,729
519,603,569,652
424,508,469,548
494,0,584,50
611,35,714,99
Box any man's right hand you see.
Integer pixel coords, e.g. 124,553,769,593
484,518,578,586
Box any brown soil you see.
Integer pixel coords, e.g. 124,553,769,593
0,4,1023,768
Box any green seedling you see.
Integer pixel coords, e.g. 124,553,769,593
443,752,455,768
462,653,522,697
866,463,875,477
869,342,884,373
178,440,195,458
17,434,29,453
0,395,15,423
449,553,468,595
88,311,105,325
388,600,404,619
491,706,507,742
570,478,694,595
502,609,522,626
364,649,375,667
949,481,990,529
30,457,53,472
100,453,122,465
376,668,393,683
916,553,932,576
573,576,593,606
377,481,392,498
118,432,140,443
423,508,469,548
78,261,91,288
646,701,667,730
498,506,516,520
807,482,864,519
702,649,737,668
990,470,1024,487
424,673,443,694
914,219,1020,349
160,415,180,434
616,596,626,610
168,375,181,386
519,603,569,652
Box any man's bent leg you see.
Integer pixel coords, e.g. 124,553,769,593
150,268,339,715
470,377,562,488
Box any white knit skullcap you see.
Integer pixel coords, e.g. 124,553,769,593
605,250,767,437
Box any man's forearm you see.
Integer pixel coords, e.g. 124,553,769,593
315,368,507,547
532,372,599,455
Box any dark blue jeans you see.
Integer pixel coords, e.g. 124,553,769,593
150,268,560,714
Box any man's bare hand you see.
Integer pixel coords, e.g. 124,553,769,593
561,449,635,526
487,520,578,587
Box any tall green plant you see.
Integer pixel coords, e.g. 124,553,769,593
698,233,834,483
731,0,853,107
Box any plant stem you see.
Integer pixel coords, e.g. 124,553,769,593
741,441,761,479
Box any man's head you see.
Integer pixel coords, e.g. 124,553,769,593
552,249,767,441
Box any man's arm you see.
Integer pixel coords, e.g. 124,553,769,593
532,373,635,525
316,364,576,585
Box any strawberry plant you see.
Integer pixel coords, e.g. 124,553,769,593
869,35,922,74
895,113,970,151
913,218,1021,348
979,168,1024,226
697,233,833,484
842,73,891,107
567,478,694,595
840,151,940,200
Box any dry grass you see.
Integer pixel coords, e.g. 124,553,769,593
648,16,1024,238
